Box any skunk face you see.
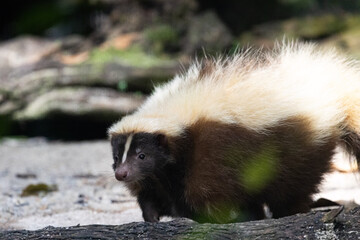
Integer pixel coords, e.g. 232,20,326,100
111,133,170,182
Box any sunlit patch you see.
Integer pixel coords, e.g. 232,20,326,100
240,143,279,193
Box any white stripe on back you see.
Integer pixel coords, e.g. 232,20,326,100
122,134,134,163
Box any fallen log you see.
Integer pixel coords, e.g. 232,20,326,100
1,207,359,240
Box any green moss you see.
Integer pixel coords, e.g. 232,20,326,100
86,46,171,68
21,183,58,197
144,24,179,54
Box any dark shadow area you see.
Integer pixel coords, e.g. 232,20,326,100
0,0,106,40
15,115,118,141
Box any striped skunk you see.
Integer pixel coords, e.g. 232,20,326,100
108,42,360,223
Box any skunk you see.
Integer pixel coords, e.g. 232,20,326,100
108,42,360,223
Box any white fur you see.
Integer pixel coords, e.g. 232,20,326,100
108,42,360,144
122,134,133,163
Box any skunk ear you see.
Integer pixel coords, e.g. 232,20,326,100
156,133,167,147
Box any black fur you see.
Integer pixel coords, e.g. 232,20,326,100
111,133,192,222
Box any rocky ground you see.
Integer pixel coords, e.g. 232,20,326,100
0,138,142,231
0,138,359,231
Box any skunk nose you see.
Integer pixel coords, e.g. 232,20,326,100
115,167,128,181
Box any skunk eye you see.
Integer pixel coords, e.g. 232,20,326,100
138,153,146,160
114,156,119,162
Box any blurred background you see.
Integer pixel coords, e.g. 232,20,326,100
1,0,360,140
